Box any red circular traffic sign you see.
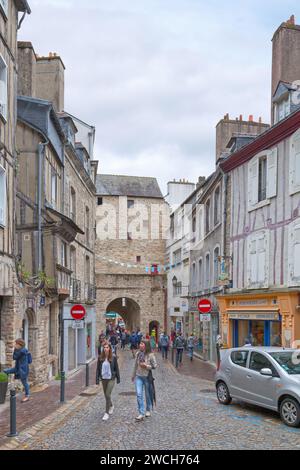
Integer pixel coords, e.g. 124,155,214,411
71,304,86,321
198,299,212,314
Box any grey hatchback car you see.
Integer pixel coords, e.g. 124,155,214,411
215,347,300,427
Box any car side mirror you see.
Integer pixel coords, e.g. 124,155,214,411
260,368,273,377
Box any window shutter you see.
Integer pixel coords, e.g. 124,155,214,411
266,148,278,199
0,166,6,226
249,239,257,284
290,131,300,194
257,234,267,283
289,222,300,282
248,158,259,208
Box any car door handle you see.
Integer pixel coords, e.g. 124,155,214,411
247,374,252,379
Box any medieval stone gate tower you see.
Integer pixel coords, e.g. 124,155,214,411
95,175,168,337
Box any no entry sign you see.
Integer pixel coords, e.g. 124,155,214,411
71,304,86,321
198,299,212,314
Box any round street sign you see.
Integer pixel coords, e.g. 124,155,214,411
198,299,212,314
71,304,86,321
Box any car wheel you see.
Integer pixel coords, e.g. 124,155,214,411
280,398,300,428
216,381,232,405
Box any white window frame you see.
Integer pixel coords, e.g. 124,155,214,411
198,258,203,290
51,170,57,209
205,252,210,289
213,245,220,287
0,54,7,121
213,185,221,226
0,164,6,227
248,148,277,212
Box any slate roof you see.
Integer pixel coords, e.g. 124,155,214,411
15,0,31,13
96,174,163,199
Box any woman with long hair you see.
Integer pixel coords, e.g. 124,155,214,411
132,339,157,421
96,342,120,421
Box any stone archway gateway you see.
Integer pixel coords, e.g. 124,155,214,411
105,298,141,332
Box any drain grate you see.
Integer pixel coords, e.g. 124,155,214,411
119,391,136,397
199,389,215,394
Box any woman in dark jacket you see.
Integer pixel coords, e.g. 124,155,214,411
96,342,120,421
4,338,32,403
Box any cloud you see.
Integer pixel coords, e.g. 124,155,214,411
19,0,298,194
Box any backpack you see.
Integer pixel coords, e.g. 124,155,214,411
175,336,184,348
27,352,33,365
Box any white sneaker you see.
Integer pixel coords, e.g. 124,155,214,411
135,414,144,421
102,413,109,421
109,405,114,415
145,411,151,417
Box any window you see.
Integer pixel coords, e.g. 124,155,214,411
248,148,278,210
276,96,290,123
214,187,220,225
205,254,210,288
173,249,181,265
85,256,91,285
205,199,211,235
247,232,269,287
85,207,90,246
290,130,300,195
0,0,8,17
192,263,196,291
61,242,67,268
136,256,141,263
51,170,57,208
192,216,196,234
258,156,267,202
0,164,6,226
127,200,134,209
249,352,276,374
288,221,300,284
70,247,76,275
198,259,203,290
231,351,249,368
0,55,7,120
97,197,103,206
213,247,220,287
70,187,76,221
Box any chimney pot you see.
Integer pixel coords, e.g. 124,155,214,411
239,115,243,121
249,115,253,122
259,116,262,123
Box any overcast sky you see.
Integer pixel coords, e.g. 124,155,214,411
19,0,300,195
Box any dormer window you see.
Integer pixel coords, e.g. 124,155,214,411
275,95,290,123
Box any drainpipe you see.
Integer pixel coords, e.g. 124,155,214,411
38,141,48,272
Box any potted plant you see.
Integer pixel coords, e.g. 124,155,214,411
0,372,8,404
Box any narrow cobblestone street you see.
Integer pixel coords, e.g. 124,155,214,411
21,350,300,451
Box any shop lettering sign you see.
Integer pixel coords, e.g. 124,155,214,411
228,312,279,321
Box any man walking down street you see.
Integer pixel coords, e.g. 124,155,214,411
160,332,170,360
174,332,185,368
187,333,196,361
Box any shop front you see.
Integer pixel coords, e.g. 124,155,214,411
217,291,300,349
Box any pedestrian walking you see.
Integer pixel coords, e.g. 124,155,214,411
174,332,185,368
109,331,118,355
96,342,120,421
187,333,196,361
150,330,156,351
132,340,157,421
121,330,126,350
4,339,32,403
160,332,170,360
130,331,138,358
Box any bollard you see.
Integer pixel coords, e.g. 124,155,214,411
6,389,18,438
60,371,65,403
85,362,89,388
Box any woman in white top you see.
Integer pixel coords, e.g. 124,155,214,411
96,342,120,421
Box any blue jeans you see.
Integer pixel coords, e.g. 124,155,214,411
135,376,151,416
188,347,194,360
4,368,30,397
161,346,168,360
176,349,183,368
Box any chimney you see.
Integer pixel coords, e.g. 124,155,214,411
216,115,270,163
35,52,65,112
17,42,37,97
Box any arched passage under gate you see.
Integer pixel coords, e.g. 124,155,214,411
105,298,141,332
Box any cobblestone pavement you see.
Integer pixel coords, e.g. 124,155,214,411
0,360,97,447
25,349,300,450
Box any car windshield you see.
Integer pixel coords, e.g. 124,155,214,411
270,351,300,375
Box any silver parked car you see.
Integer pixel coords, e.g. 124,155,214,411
215,347,300,427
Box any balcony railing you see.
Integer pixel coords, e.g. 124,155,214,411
84,283,96,303
56,264,72,297
70,278,81,302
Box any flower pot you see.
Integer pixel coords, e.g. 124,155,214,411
0,381,8,404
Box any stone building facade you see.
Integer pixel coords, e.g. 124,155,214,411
0,1,31,369
95,175,168,339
